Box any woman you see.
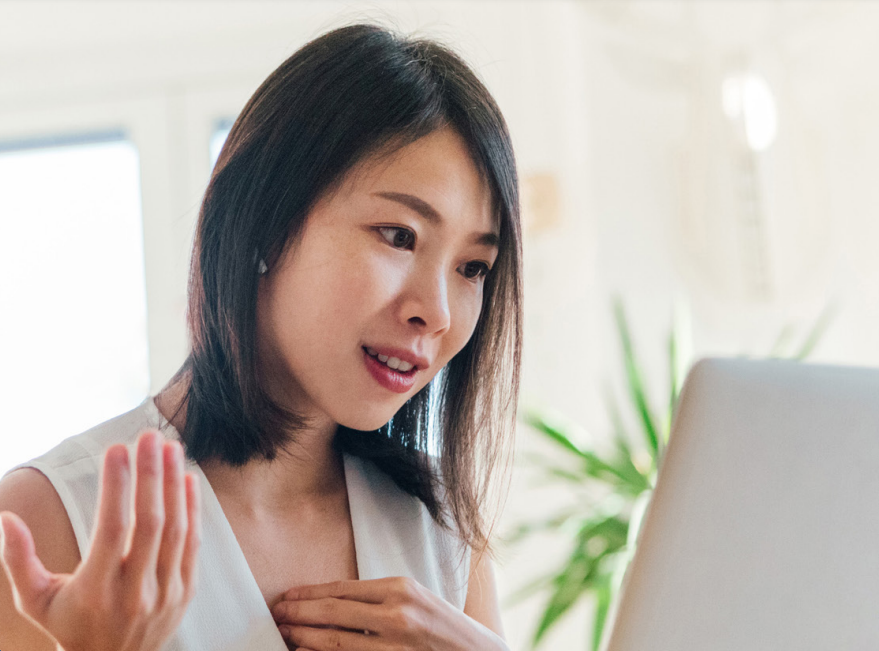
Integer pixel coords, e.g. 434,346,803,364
0,22,521,651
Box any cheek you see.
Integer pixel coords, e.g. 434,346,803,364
446,289,485,355
315,250,406,324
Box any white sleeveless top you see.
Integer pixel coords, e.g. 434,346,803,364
4,398,470,650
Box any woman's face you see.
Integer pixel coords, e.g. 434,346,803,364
256,127,498,432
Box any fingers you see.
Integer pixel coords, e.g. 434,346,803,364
91,431,200,609
87,444,132,571
0,511,55,619
155,441,185,589
283,580,379,604
272,597,378,632
124,431,165,586
283,577,418,604
179,471,201,592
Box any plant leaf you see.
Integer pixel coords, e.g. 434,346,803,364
531,516,629,646
581,450,644,492
592,572,613,651
545,466,590,484
525,415,643,490
524,412,589,458
521,451,590,486
769,324,795,358
606,389,654,492
531,546,593,646
792,303,837,360
612,297,660,459
664,326,677,455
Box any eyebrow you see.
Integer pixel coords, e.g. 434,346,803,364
373,191,499,248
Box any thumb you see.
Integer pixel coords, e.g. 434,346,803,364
0,511,56,620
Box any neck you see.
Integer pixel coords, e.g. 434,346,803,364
154,378,347,516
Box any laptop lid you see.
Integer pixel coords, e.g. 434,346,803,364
602,358,879,650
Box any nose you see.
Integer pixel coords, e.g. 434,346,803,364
399,263,452,336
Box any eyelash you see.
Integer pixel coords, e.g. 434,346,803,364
376,226,491,282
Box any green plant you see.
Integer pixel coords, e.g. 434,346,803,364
505,298,836,650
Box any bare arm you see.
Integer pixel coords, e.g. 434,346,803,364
0,468,81,650
463,546,507,641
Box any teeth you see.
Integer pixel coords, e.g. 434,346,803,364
365,348,415,373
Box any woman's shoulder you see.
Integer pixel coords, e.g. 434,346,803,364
0,467,81,573
0,397,170,560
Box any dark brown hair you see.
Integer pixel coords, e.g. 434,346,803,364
171,23,522,558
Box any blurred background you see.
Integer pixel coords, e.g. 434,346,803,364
1,1,878,648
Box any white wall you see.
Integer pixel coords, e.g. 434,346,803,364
4,1,879,648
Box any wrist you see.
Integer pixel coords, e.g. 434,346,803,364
464,619,509,651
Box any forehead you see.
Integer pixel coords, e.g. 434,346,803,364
337,128,497,232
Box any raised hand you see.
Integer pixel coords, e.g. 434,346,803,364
0,431,201,651
271,576,510,651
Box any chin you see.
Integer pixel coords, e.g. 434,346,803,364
337,408,397,433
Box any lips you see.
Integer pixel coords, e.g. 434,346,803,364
362,347,418,393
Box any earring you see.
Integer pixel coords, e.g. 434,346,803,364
258,259,268,275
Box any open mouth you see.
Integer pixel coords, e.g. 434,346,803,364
362,347,417,374
362,347,418,393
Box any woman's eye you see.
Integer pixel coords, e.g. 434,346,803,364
378,226,415,250
461,261,491,281
377,227,489,281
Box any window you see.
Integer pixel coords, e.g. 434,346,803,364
0,132,150,473
209,118,234,170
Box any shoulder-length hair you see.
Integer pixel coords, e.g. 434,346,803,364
173,23,522,557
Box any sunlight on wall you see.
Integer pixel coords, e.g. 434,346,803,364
722,71,778,152
0,136,150,473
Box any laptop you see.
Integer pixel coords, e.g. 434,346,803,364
601,357,879,651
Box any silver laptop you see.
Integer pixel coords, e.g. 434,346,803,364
602,357,879,651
